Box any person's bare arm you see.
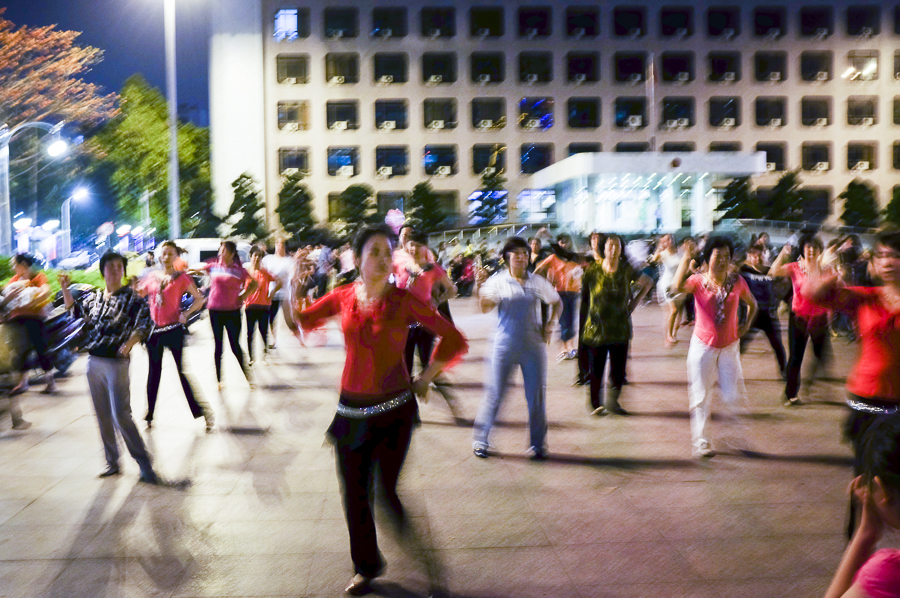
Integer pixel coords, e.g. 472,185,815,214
628,274,654,312
670,246,695,296
239,278,259,303
433,271,457,306
824,478,882,598
181,280,207,322
768,245,793,278
738,287,758,338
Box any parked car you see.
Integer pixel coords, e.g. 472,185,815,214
57,250,99,271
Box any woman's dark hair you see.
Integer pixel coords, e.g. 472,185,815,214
249,246,265,258
352,224,395,258
408,230,429,246
160,240,178,251
557,233,572,244
13,254,34,268
220,241,238,260
500,236,530,264
875,227,900,254
701,236,735,265
797,232,823,254
99,251,127,276
598,234,623,259
859,417,900,499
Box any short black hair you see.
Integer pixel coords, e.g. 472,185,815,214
859,416,900,500
13,253,34,267
500,236,530,264
598,234,623,259
352,224,395,258
557,233,572,244
701,236,734,265
220,240,238,258
408,230,429,246
99,251,127,277
797,232,823,253
249,246,265,258
875,227,900,255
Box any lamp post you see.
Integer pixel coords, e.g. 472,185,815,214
0,121,66,256
164,0,181,239
61,187,88,258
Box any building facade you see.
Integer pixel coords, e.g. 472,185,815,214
210,0,900,233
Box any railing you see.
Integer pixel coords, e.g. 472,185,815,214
428,222,557,246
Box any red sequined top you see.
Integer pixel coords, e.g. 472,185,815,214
297,283,467,404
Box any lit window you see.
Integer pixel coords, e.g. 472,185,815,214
325,53,359,84
473,144,507,174
519,97,554,130
327,147,360,177
274,9,299,41
423,145,457,175
517,189,556,223
846,51,879,81
520,143,553,173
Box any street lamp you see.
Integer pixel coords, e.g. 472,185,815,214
61,187,89,258
164,0,181,240
0,121,67,255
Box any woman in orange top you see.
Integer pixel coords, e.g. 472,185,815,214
3,254,55,397
244,246,280,365
535,233,582,361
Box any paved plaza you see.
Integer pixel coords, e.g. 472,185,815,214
0,297,869,597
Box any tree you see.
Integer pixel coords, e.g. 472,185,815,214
227,173,267,240
407,182,454,233
884,187,900,227
275,171,316,239
716,176,760,220
336,184,376,235
839,179,880,228
91,75,217,238
761,170,803,222
470,167,508,226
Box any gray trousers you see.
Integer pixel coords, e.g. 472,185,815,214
86,356,152,473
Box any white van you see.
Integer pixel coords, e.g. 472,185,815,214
157,238,253,268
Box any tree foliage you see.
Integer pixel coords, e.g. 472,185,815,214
90,75,216,238
336,184,377,236
716,176,760,220
470,166,508,226
227,173,267,240
884,187,900,227
275,171,316,239
761,170,803,222
407,182,454,233
839,179,880,228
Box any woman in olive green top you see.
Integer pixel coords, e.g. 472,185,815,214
582,234,653,415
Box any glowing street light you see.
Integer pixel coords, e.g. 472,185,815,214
61,186,89,258
117,224,133,236
13,217,32,231
164,0,181,239
42,220,60,231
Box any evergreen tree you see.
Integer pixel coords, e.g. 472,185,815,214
471,163,508,226
275,171,316,239
227,173,267,240
716,176,760,220
884,186,900,227
761,170,803,222
407,182,453,233
839,179,880,228
337,184,377,235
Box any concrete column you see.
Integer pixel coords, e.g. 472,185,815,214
691,177,712,235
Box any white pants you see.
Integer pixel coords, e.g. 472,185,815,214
686,336,748,449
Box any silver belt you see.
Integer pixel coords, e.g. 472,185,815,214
847,398,900,415
336,391,413,419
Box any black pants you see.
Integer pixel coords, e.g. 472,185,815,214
740,309,787,373
404,326,435,376
785,312,829,399
145,326,203,421
245,306,269,362
11,316,52,371
267,299,281,329
586,343,628,410
209,309,247,381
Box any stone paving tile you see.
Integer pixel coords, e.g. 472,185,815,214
0,559,72,598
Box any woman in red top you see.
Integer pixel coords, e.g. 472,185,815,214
296,225,466,597
141,241,209,429
770,232,832,406
243,246,279,365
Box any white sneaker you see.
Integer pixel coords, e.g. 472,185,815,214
693,440,713,459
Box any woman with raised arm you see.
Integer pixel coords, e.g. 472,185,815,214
4,254,55,398
649,233,685,346
671,237,757,458
295,224,466,597
769,232,831,406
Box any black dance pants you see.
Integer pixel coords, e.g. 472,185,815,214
145,326,203,421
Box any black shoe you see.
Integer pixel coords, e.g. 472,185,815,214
529,449,547,461
473,447,489,459
99,466,120,478
139,471,160,485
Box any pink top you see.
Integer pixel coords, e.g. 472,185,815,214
244,267,275,307
206,260,250,311
854,549,900,598
394,263,447,304
786,261,829,318
685,273,750,348
142,272,192,326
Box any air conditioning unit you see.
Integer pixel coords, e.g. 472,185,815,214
428,120,445,130
571,27,586,38
815,161,829,171
282,122,300,132
524,118,541,130
378,75,394,84
666,119,679,129
814,28,829,39
377,166,393,177
859,27,873,38
573,74,587,84
282,168,300,176
336,165,353,177
378,28,393,38
815,118,828,126
281,77,297,85
330,121,348,132
379,120,396,131
720,117,736,127
675,28,688,37
769,118,782,127
477,74,491,83
477,28,490,37
427,28,442,38
427,75,443,85
676,118,689,128
628,73,642,83
854,161,870,171
816,72,829,81
435,166,452,176
328,29,344,39
768,72,781,82
525,74,538,83
722,72,736,82
483,167,496,175
329,76,345,85
525,28,538,37
629,28,642,37
861,117,874,126
766,162,777,171
477,119,493,129
720,28,735,39
767,28,781,39
676,72,690,82
626,115,643,127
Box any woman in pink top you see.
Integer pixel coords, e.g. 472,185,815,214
141,241,210,429
243,246,279,365
672,237,757,458
770,232,831,406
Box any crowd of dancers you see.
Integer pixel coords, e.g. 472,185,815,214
2,221,899,597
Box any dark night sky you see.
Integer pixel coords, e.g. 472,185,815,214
4,0,210,117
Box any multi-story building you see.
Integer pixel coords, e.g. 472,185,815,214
210,1,900,234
